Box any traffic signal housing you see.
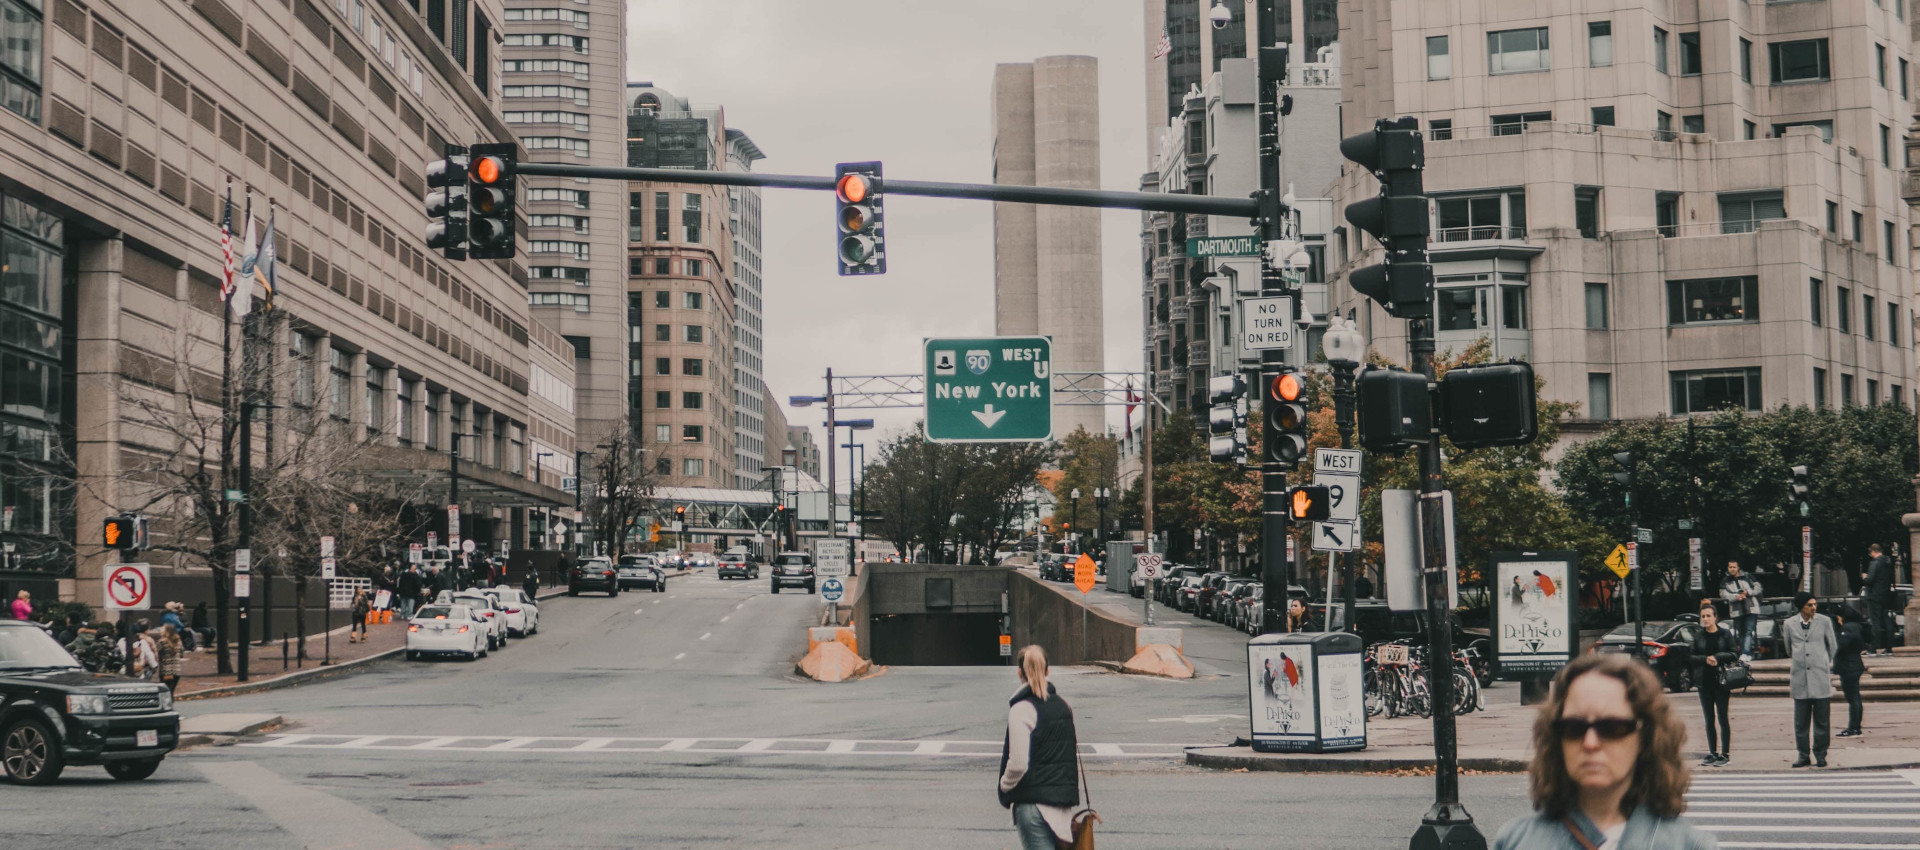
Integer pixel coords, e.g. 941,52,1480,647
1340,116,1432,319
424,145,470,261
1356,366,1431,453
1438,361,1538,449
1611,452,1636,508
835,162,886,275
1207,373,1248,464
1789,465,1812,518
466,143,517,259
1287,486,1332,522
102,515,145,551
1263,368,1310,469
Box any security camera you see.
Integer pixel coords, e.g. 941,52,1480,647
1209,1,1232,29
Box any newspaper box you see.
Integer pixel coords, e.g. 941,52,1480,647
1247,631,1366,753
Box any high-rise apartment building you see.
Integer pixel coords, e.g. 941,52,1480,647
1143,0,1341,155
786,425,821,480
0,0,575,603
502,0,627,476
1330,0,1916,424
726,129,769,490
991,55,1104,439
625,83,735,488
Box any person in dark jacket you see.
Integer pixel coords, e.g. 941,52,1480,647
1834,605,1869,737
1862,544,1896,655
189,601,213,651
523,567,540,601
999,645,1079,850
1691,601,1740,766
397,567,422,620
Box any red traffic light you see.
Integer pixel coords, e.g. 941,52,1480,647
1271,372,1305,403
470,155,506,185
836,173,872,204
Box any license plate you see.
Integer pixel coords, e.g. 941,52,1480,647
136,729,158,747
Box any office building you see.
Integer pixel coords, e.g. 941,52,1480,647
726,128,769,490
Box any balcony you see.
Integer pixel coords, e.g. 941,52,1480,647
1428,225,1542,262
1286,63,1339,89
1169,297,1191,322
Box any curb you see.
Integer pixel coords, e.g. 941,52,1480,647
1185,746,1528,774
179,647,404,701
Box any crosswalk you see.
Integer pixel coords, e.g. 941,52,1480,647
1690,769,1920,849
238,733,1194,759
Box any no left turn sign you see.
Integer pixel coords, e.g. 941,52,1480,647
105,563,152,611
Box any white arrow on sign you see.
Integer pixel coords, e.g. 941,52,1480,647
972,405,1007,428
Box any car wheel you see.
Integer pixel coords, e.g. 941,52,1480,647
808,582,816,594
105,758,162,781
3,717,65,785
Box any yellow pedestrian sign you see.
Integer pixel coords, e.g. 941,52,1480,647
1605,544,1631,579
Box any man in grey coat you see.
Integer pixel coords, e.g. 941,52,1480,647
1783,591,1837,768
1720,559,1763,659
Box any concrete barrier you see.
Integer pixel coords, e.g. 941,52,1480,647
798,625,870,682
1009,571,1137,665
1122,626,1194,678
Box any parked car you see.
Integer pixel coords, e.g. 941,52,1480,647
617,555,667,591
1235,585,1267,634
771,551,816,594
1174,575,1206,612
1156,567,1201,606
1590,620,1701,692
1192,572,1231,618
489,587,540,637
0,620,179,785
406,604,490,662
717,549,759,580
569,558,619,596
1217,579,1258,627
452,591,509,649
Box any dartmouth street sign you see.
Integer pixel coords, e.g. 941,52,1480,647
1186,235,1262,258
924,336,1052,443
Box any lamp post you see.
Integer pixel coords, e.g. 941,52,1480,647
832,419,874,544
1322,315,1366,633
1093,487,1111,554
534,451,554,549
840,440,866,541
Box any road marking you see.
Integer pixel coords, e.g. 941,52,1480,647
407,737,462,749
198,761,436,850
737,739,776,752
659,739,698,751
573,738,615,751
825,740,858,754
721,615,730,622
673,652,686,660
239,734,1195,759
634,608,647,614
700,632,711,640
484,737,539,751
913,742,944,755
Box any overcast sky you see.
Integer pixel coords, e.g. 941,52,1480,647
625,1,1150,451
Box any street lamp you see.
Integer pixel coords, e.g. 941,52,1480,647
1069,488,1080,554
831,419,873,545
534,451,554,550
1320,314,1366,639
1093,487,1111,553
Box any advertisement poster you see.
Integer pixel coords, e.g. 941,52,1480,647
1490,551,1578,678
1316,652,1365,748
1249,643,1316,749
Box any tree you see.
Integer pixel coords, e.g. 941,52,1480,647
1048,427,1120,549
581,425,659,558
862,425,1054,563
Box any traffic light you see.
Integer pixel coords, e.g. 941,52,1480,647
1439,361,1538,449
1263,367,1309,469
835,161,886,275
466,143,517,259
1340,116,1432,319
1611,452,1636,508
102,515,144,551
1356,366,1431,453
674,504,687,526
1287,486,1331,522
1207,373,1248,464
424,145,470,261
650,523,661,543
1789,465,1812,518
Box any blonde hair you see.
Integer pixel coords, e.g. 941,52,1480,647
1017,645,1050,700
15,590,26,600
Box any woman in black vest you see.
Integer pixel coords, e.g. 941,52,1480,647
999,645,1080,849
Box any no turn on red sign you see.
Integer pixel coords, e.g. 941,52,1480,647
104,563,152,611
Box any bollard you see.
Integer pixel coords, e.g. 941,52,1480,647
281,632,289,670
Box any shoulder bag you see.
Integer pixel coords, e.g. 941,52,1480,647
1062,752,1101,850
1718,660,1753,690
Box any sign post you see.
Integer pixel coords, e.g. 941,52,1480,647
1310,449,1362,554
1688,538,1703,592
1137,552,1163,627
1801,525,1813,593
924,336,1052,442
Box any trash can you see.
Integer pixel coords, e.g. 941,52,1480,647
1247,631,1366,753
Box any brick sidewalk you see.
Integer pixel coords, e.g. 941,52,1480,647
173,614,408,697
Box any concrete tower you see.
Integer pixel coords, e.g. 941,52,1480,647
992,55,1104,439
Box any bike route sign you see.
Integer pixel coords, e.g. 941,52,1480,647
924,336,1052,443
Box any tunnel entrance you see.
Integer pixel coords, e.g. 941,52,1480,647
870,613,1004,665
861,564,1012,666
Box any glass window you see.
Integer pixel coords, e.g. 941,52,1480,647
654,390,671,408
1575,187,1600,238
1886,220,1899,264
1865,295,1878,339
1743,120,1756,140
1740,38,1752,82
654,324,670,342
1489,27,1550,74
682,425,703,443
1883,125,1894,167
1656,193,1680,237
683,358,703,376
654,290,670,309
1653,27,1669,74
653,192,669,240
684,291,703,309
1771,120,1833,143
1770,39,1830,83
655,424,671,442
1589,21,1613,67
424,391,440,450
1491,111,1551,136
683,193,703,243
0,0,44,121
1436,284,1489,331
1683,115,1705,134
1826,201,1839,234
1590,106,1615,127
1718,191,1784,234
684,325,703,343
1656,111,1674,140
397,379,414,444
683,458,704,477
654,357,670,376
1841,374,1855,406
1679,32,1701,76
1427,36,1450,80
330,348,351,421
1667,276,1759,324
1878,44,1888,87
365,368,383,434
682,391,703,410
1429,119,1453,141
1888,302,1900,346
1671,368,1762,414
1810,278,1823,326
686,259,704,278
1837,286,1852,332
1868,379,1880,405
1585,282,1609,329
1902,58,1910,99
1501,284,1529,329
1434,191,1524,241
1588,374,1613,420
1814,368,1827,408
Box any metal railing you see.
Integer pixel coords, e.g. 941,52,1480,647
1432,225,1527,243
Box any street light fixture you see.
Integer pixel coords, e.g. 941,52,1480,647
789,395,826,408
1319,314,1367,637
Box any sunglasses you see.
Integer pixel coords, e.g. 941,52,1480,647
1553,717,1640,741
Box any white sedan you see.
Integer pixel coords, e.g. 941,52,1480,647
452,592,509,649
405,604,489,661
489,586,540,637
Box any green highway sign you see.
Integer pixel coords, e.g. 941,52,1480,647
924,336,1052,443
1186,235,1262,258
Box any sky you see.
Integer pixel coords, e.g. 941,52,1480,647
624,0,1152,451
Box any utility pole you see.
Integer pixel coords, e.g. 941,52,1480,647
1253,0,1292,635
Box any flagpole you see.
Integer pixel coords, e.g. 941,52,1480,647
216,180,236,675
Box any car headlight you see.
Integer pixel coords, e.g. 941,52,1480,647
156,689,174,712
67,694,109,715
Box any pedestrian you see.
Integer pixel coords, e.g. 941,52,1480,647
126,620,159,681
11,589,31,621
189,601,214,651
1491,652,1714,850
1719,560,1761,661
1834,604,1869,738
55,612,82,646
1692,600,1739,767
1354,572,1375,599
1285,597,1316,633
156,624,183,693
397,566,422,620
1862,543,1896,656
1784,591,1837,768
998,645,1087,850
161,601,194,652
349,588,370,643
523,566,540,601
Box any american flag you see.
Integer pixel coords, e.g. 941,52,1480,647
219,186,235,302
1125,376,1142,429
1151,27,1171,59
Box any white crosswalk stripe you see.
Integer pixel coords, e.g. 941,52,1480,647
1691,770,1920,849
239,733,1193,759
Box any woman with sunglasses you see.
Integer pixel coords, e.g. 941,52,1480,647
1692,601,1739,766
1493,653,1714,850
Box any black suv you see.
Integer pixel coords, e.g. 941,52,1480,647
770,552,816,594
0,621,180,784
568,558,620,596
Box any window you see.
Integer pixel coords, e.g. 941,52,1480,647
1770,39,1830,83
1585,283,1610,329
682,391,704,410
652,192,669,240
653,357,670,376
653,257,671,275
1653,28,1669,74
1434,190,1526,241
470,12,490,96
1865,295,1878,339
564,335,591,359
502,84,591,104
1810,279,1824,326
654,457,671,476
1656,193,1680,237
1841,374,1855,406
1826,201,1839,234
1429,119,1453,141
1887,220,1899,264
684,291,703,309
1489,27,1550,74
1591,106,1615,127
1682,115,1705,134
1853,211,1864,242
655,424,670,443
1491,111,1551,136
365,368,384,435
529,240,590,260
1668,276,1759,324
1436,285,1488,332
1889,302,1901,346
654,324,670,342
1814,368,1828,408
1679,32,1701,76
654,290,670,309
501,33,588,53
1772,120,1833,143
424,390,439,449
1718,191,1784,234
1588,21,1613,67
1739,38,1752,82
1743,121,1756,140
503,7,590,27
1575,188,1600,238
682,193,703,243
1903,58,1910,99
654,390,671,408
330,349,352,421
683,358,703,376
684,325,704,343
1868,379,1880,406
522,136,591,156
1883,125,1894,167
1671,368,1762,414
1502,284,1530,329
504,111,591,130
528,292,590,312
686,259,703,277
1655,111,1674,140
1588,374,1613,420
0,0,45,121
1427,36,1450,80
502,58,591,79
683,458,704,478
1878,44,1888,87
1837,286,1852,332
530,214,590,233
527,187,590,208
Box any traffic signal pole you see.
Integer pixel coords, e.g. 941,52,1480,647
1253,0,1290,635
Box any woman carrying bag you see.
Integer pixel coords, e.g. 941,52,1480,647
999,645,1098,849
1691,601,1741,766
